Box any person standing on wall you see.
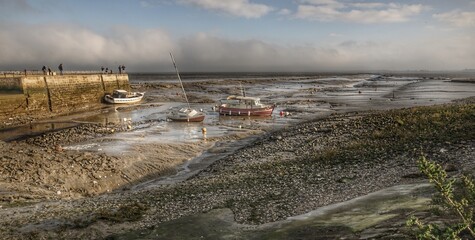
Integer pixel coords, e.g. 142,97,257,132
42,66,47,75
58,63,63,75
118,65,122,74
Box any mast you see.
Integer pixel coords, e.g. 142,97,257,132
169,52,190,109
240,81,246,97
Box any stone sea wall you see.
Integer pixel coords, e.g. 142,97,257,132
0,74,130,121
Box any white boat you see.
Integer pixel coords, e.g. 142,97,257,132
167,107,205,122
166,53,205,122
104,90,145,104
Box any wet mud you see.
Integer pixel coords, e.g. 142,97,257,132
0,72,474,239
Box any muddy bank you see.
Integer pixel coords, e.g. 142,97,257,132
0,116,262,204
0,73,474,239
0,98,473,239
0,122,217,202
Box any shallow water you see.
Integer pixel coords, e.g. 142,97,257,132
2,74,474,149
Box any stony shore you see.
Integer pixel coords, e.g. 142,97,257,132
0,96,474,239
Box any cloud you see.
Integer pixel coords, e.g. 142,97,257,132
0,23,474,72
177,0,273,18
295,1,425,23
331,36,475,71
0,23,175,71
433,10,475,27
139,0,174,8
299,0,345,9
349,3,386,9
173,33,345,71
277,8,291,16
329,32,343,37
144,32,475,72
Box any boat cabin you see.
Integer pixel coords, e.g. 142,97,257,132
221,96,263,109
111,90,140,98
112,90,128,98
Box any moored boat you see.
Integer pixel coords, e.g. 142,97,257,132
104,90,145,104
167,107,205,122
218,95,274,116
167,52,205,122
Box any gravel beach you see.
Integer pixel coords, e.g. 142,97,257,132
0,74,474,239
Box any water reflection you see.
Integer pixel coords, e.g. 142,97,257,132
3,76,474,147
0,122,78,141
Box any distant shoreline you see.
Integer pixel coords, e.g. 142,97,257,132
451,78,475,83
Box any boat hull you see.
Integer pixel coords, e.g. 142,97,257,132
218,106,274,116
167,108,206,122
167,115,205,122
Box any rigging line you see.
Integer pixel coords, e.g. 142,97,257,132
169,52,191,109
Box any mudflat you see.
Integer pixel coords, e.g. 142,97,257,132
0,73,474,239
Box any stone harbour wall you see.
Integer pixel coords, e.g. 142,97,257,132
0,77,23,93
0,74,130,121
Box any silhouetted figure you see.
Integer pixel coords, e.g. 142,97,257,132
101,66,105,72
121,65,126,73
58,63,63,75
48,67,52,75
118,65,122,74
42,66,47,75
105,67,109,74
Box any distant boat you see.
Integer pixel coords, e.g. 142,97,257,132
104,90,145,104
167,52,205,122
218,95,274,116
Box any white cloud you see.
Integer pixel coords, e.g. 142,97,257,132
277,8,291,16
350,3,386,9
144,32,475,71
433,10,475,27
299,0,345,9
0,23,175,71
295,1,425,23
331,36,475,71
329,32,343,37
0,23,474,72
177,0,273,18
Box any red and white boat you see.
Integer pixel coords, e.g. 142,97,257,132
218,95,274,116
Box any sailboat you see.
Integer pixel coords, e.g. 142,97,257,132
167,53,205,122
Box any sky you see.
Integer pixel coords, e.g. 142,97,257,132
0,0,474,72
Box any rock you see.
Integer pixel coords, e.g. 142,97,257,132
55,145,63,152
444,163,458,172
